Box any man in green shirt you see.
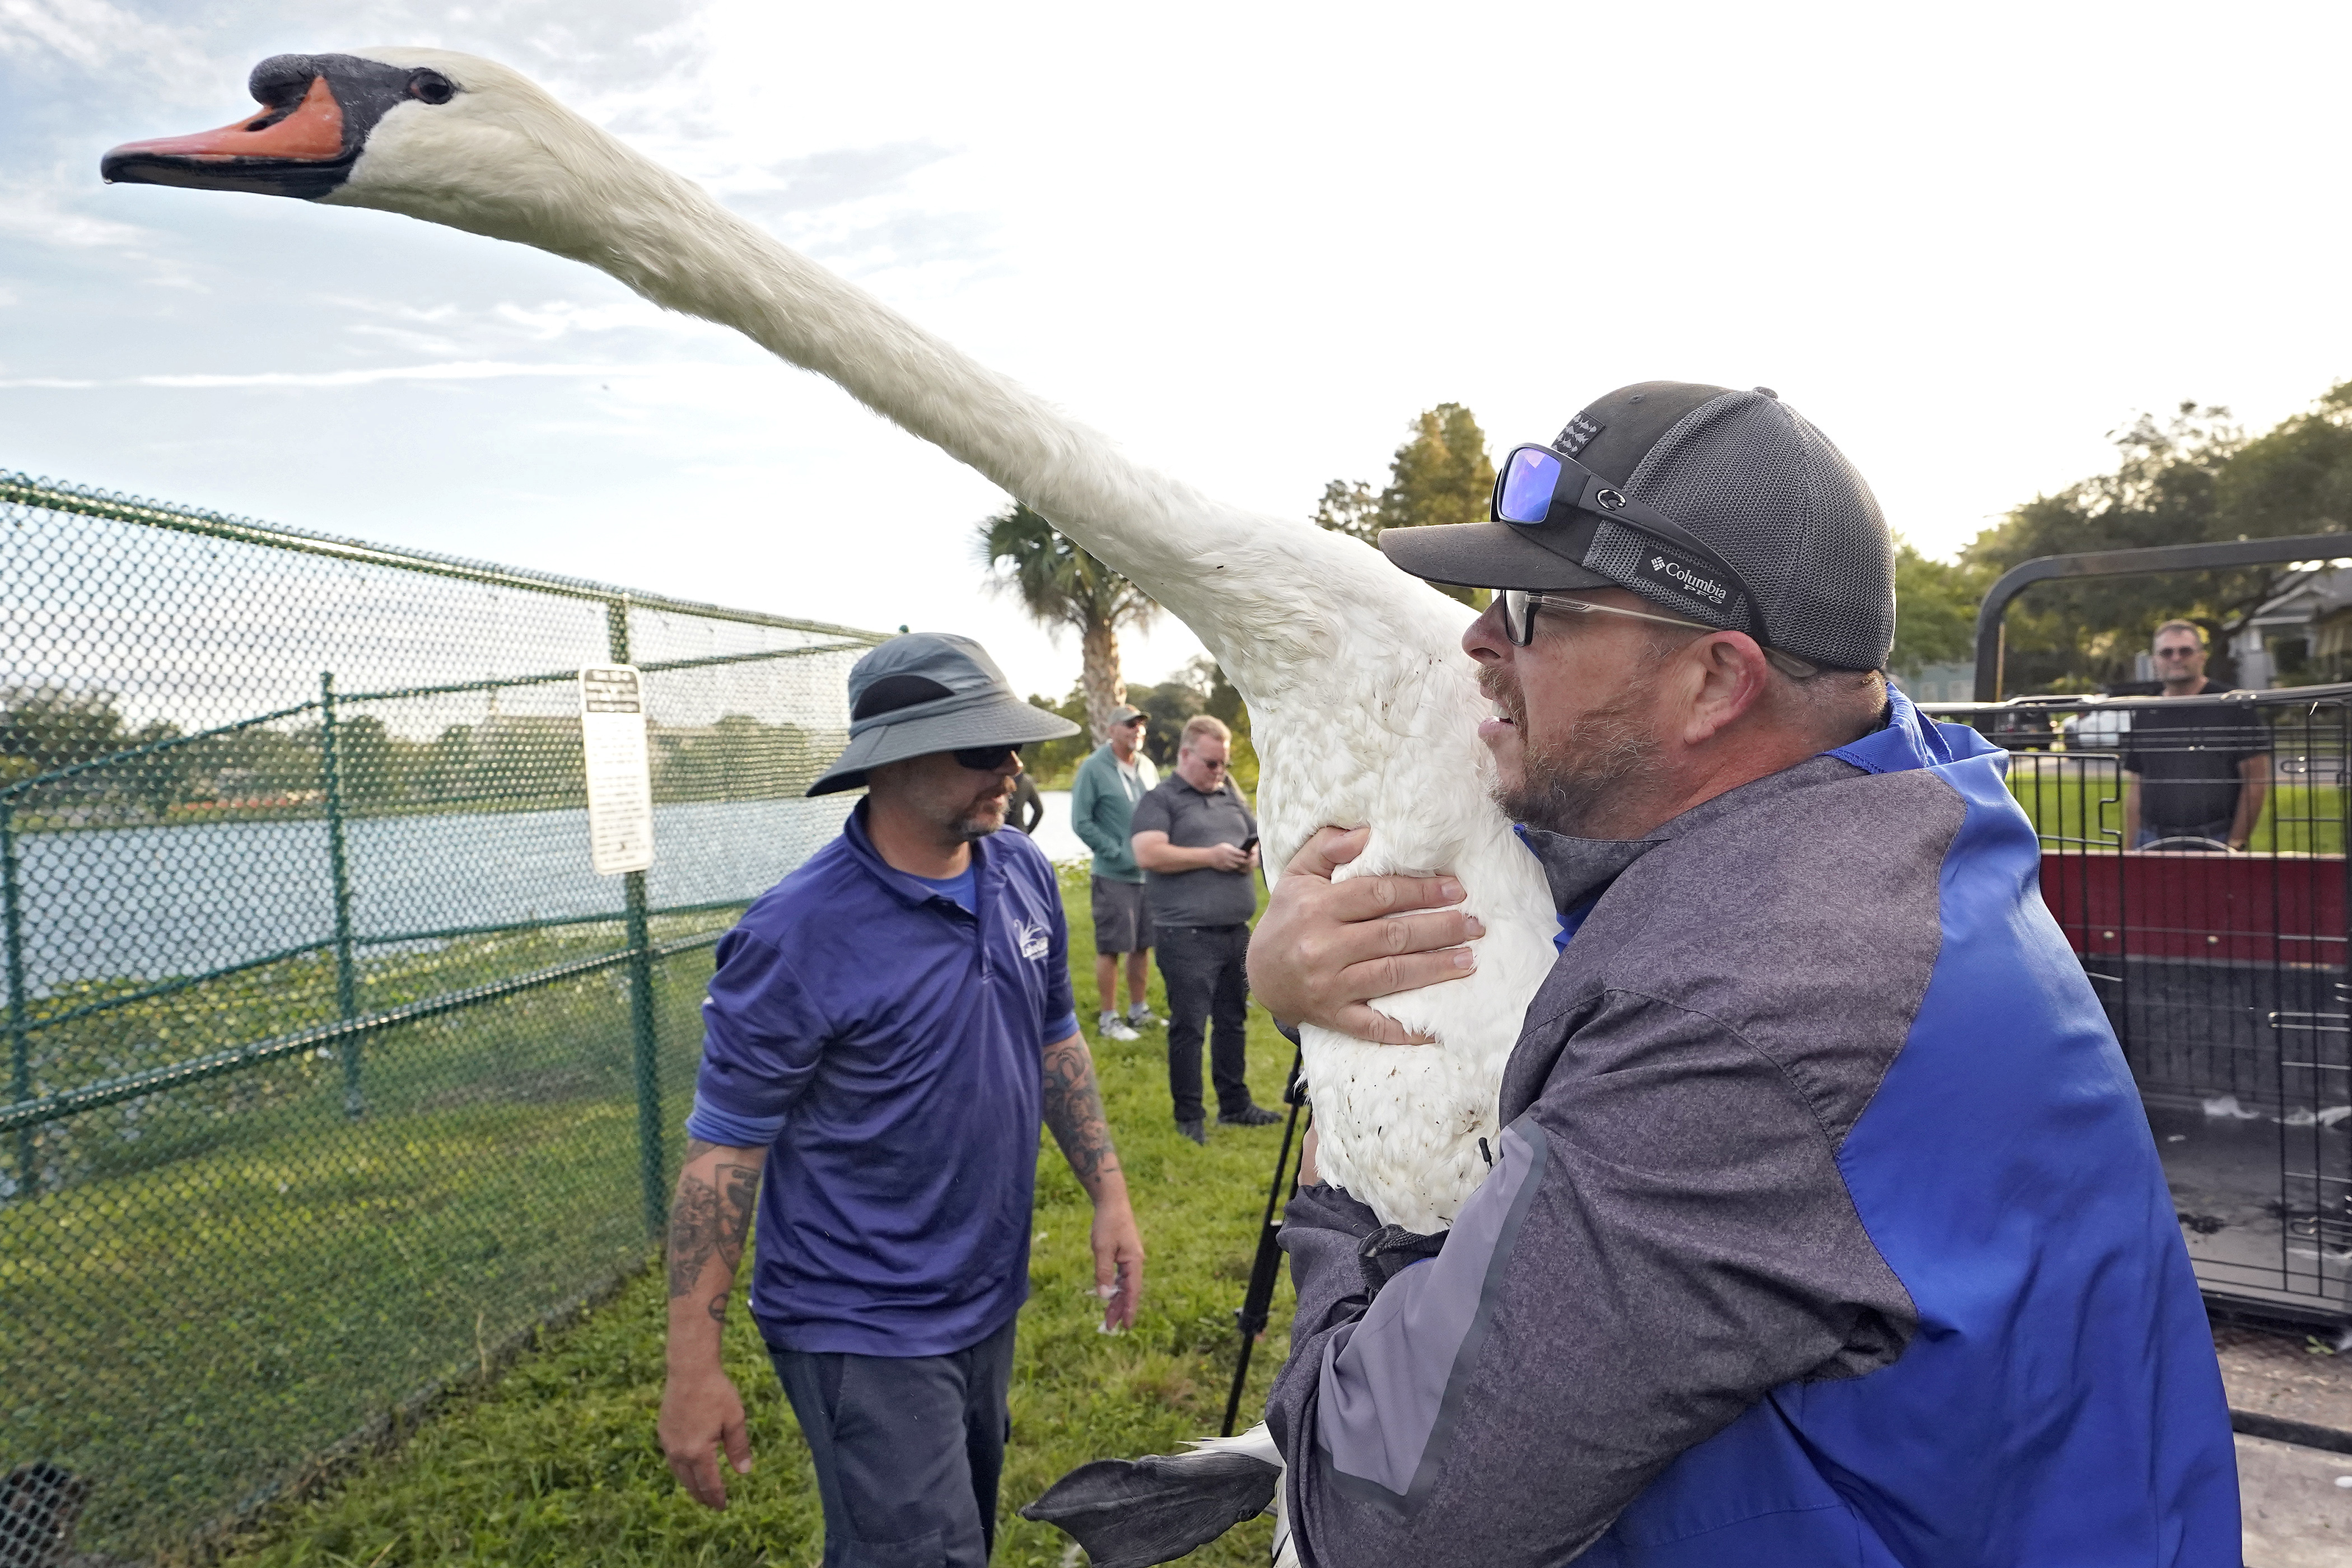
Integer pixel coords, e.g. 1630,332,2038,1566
1069,706,1159,1041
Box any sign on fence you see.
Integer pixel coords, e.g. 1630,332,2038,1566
580,665,655,874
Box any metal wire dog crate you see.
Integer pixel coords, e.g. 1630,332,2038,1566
1928,689,2352,1329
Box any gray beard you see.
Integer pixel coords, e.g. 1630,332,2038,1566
1492,680,1665,839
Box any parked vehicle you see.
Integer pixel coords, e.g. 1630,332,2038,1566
1987,707,2057,752
2061,707,2134,750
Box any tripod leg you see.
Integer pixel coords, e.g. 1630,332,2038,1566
1222,1044,1306,1437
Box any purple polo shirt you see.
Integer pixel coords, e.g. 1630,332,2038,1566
687,802,1078,1356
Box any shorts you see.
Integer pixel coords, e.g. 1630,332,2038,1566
1090,876,1155,955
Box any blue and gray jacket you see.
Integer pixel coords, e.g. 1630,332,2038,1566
1269,690,2239,1566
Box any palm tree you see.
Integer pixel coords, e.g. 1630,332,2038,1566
976,503,1159,740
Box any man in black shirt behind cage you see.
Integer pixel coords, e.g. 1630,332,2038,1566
2120,618,2270,850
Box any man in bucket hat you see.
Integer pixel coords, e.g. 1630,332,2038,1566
1246,384,2238,1565
659,632,1146,1565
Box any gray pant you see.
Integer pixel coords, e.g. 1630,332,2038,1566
769,1318,1017,1566
1158,922,1252,1123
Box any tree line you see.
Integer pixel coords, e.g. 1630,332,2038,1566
0,685,841,825
1893,384,2352,690
976,384,2352,733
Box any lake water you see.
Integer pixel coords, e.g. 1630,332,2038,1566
8,791,1090,995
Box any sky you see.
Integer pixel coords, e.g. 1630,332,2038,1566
6,0,2352,699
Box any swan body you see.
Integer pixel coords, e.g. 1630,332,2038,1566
102,46,1563,1234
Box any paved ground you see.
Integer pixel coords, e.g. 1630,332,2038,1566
2237,1436,2351,1566
2218,1327,2352,1565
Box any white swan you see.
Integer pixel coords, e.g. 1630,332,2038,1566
101,49,1565,1558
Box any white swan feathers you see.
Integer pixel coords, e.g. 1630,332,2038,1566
109,49,1562,1234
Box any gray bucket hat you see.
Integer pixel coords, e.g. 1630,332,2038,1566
808,632,1080,796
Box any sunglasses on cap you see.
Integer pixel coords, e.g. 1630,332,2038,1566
1491,444,1817,679
953,744,1022,771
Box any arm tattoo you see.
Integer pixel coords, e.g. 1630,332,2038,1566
1042,1034,1122,1196
667,1141,763,1307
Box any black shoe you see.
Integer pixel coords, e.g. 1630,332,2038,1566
1218,1104,1281,1128
1176,1119,1207,1146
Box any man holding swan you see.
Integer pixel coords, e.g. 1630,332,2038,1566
1245,382,2239,1563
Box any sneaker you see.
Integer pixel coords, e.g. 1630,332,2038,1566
1125,1004,1159,1029
1176,1119,1207,1146
1097,1011,1140,1043
1218,1104,1281,1128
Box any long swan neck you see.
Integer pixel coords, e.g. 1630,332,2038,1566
353,110,1477,690
570,164,1203,564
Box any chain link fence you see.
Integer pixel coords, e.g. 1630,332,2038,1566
1930,690,2352,1329
0,471,882,1560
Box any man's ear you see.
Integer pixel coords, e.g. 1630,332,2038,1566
1679,634,1773,746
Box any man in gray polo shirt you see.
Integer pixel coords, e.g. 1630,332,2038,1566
1130,715,1277,1142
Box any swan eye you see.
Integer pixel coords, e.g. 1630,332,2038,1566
409,70,455,105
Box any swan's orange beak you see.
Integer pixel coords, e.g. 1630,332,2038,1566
101,75,350,197
109,76,344,165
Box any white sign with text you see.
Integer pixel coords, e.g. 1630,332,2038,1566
579,666,654,875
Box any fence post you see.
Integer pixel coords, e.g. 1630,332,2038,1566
609,600,665,1236
320,671,363,1118
2,799,31,1190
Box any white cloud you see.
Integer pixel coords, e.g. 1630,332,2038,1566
0,0,190,74
0,360,707,389
0,188,154,250
492,297,674,339
721,143,956,217
347,323,464,355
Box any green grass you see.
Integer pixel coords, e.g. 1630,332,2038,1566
3,917,739,1558
190,866,1298,1567
2003,762,2346,854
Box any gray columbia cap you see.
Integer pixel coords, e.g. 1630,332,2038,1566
808,632,1080,796
1377,381,1896,673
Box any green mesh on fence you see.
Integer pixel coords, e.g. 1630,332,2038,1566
0,471,881,1557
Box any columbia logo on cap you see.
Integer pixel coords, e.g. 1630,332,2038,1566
1643,553,1730,608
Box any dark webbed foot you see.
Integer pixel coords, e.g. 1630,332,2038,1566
1019,1448,1280,1568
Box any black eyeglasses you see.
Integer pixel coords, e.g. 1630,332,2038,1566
1496,589,1821,678
1498,590,1716,646
953,744,1021,771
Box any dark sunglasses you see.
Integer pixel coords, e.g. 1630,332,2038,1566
953,744,1022,771
1490,444,1819,677
1491,444,1771,646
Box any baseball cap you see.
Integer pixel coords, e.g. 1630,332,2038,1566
1105,705,1147,726
809,632,1080,796
1376,382,1895,673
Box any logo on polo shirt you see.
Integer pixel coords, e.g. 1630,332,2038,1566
1015,920,1050,960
